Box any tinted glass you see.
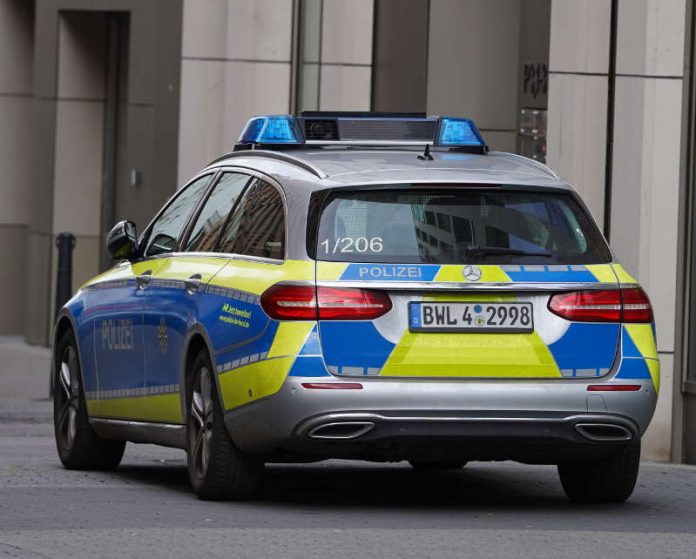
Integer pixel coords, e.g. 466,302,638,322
219,181,285,259
185,172,250,252
143,175,212,257
317,188,611,264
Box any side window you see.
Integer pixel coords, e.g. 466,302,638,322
143,174,212,257
184,172,251,252
219,181,285,260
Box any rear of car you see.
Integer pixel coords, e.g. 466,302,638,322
243,181,659,502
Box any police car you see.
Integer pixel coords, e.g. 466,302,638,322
53,113,659,502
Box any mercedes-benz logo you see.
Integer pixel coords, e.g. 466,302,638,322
462,265,482,282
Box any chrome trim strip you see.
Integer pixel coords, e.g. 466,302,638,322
89,418,186,449
296,412,638,436
316,281,622,292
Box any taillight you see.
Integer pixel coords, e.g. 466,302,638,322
260,285,317,320
548,287,652,323
260,284,392,320
621,286,654,322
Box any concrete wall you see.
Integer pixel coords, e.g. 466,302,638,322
372,0,429,113
427,0,522,152
0,0,34,334
51,12,107,317
178,0,374,183
178,0,294,183
547,0,611,227
547,0,687,461
25,0,183,345
609,0,686,461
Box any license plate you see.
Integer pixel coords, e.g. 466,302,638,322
409,302,534,333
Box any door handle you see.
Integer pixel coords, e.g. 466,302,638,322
136,271,152,289
185,274,202,294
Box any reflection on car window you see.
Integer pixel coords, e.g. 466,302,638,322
317,188,611,265
219,181,285,260
143,175,212,257
185,173,251,252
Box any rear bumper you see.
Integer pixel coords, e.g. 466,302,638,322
223,376,657,463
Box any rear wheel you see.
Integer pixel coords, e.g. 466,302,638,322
186,350,263,500
558,441,641,503
408,460,466,471
53,330,125,470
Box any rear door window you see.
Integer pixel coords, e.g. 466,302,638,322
219,181,285,260
184,172,251,252
316,188,611,264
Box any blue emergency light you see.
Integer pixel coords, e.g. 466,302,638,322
240,115,302,144
236,113,487,154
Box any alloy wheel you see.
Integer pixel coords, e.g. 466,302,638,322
189,366,214,479
56,346,79,450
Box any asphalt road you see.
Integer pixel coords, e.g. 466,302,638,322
1,338,695,558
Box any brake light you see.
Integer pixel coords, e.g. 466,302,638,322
587,384,642,392
260,285,392,320
548,287,653,323
621,286,654,322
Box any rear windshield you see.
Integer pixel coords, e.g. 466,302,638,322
316,188,611,264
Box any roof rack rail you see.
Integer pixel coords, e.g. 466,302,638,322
207,150,327,179
492,152,560,180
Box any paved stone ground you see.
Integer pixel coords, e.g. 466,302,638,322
1,337,695,558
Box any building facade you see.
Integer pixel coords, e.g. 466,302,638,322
0,0,693,463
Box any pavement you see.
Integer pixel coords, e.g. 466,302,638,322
1,336,695,558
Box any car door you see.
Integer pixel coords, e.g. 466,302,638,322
79,259,150,419
196,179,297,412
141,171,253,424
90,172,214,422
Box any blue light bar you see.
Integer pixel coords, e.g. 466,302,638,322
235,113,487,153
436,117,486,147
239,115,303,144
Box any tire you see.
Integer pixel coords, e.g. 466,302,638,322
558,441,641,503
409,461,467,471
53,330,125,470
186,350,263,500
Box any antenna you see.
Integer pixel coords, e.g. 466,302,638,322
417,143,433,161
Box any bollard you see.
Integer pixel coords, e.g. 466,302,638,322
51,233,76,398
54,232,76,319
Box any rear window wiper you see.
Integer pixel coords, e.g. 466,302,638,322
461,245,553,258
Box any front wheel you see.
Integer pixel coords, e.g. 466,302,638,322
558,441,641,503
186,350,263,500
53,330,125,470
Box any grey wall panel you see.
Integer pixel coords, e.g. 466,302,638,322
27,0,183,344
371,0,428,113
426,0,521,131
0,225,27,334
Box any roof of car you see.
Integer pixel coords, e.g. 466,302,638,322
206,148,571,191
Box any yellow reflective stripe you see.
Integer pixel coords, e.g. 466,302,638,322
624,323,658,360
267,322,314,358
646,358,660,394
380,331,561,378
210,259,314,295
612,264,638,284
219,357,294,410
316,262,349,281
86,394,183,424
434,265,511,283
586,264,618,283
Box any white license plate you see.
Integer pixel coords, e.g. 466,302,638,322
409,302,534,333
